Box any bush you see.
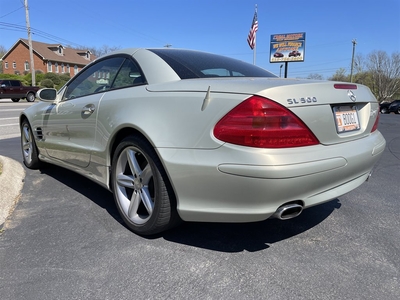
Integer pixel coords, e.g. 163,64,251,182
40,79,54,88
43,73,61,85
0,74,21,80
0,72,69,89
36,73,44,83
59,73,70,81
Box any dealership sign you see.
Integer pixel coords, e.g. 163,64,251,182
270,32,306,63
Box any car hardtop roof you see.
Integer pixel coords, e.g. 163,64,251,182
101,48,218,58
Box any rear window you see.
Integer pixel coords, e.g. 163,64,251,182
149,49,277,79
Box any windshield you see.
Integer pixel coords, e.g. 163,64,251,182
149,49,277,79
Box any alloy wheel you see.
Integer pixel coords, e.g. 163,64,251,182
114,146,155,225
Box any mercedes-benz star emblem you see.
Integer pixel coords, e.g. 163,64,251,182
348,90,357,102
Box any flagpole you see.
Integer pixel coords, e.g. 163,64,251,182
253,4,257,65
247,4,258,65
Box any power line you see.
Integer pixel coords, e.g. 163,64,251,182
0,21,83,47
0,6,24,19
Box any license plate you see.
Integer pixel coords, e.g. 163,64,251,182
333,106,360,133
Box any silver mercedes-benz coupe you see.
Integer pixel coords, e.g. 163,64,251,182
20,48,386,235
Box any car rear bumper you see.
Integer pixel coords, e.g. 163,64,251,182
158,131,386,222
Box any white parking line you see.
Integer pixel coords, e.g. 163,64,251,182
0,123,19,127
0,109,26,112
1,117,19,121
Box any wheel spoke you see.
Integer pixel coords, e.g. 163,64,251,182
142,187,154,214
23,141,31,152
23,126,30,142
116,173,134,188
141,164,152,184
126,149,142,177
128,191,141,218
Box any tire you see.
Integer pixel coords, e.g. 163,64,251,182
111,135,180,235
21,119,41,169
11,98,20,102
380,107,388,114
26,92,35,102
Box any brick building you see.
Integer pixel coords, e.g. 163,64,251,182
1,38,96,76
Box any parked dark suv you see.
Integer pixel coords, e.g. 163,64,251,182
389,100,400,114
380,100,400,114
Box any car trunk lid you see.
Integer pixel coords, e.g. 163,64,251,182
147,78,380,146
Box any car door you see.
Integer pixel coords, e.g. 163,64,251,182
42,56,126,167
0,80,12,98
10,80,25,98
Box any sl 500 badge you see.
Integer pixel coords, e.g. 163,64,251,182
287,97,317,105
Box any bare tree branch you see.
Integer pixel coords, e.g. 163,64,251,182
367,51,400,101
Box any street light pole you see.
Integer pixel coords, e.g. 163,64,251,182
350,39,357,83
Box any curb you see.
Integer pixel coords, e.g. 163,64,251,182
0,155,25,229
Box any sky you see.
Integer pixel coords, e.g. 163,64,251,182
0,0,399,79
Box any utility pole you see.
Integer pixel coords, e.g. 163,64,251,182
24,0,35,86
350,39,357,83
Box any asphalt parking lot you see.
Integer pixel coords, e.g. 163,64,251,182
0,111,399,299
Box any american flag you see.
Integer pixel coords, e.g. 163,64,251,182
247,11,258,50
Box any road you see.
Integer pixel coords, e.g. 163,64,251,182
0,100,399,300
0,99,33,140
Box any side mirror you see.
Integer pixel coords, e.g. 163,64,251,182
36,88,57,101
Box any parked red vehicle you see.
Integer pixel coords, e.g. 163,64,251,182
288,51,301,57
0,79,40,102
273,52,284,58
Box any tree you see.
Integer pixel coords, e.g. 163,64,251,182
367,50,400,102
328,68,348,82
87,45,121,58
354,53,366,74
0,45,7,73
307,73,324,80
67,45,121,59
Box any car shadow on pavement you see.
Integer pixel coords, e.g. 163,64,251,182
38,163,123,223
163,200,341,252
39,164,341,253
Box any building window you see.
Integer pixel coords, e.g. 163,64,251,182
61,64,65,73
74,65,78,74
13,62,16,69
4,62,8,69
47,61,52,72
67,64,70,74
55,62,59,73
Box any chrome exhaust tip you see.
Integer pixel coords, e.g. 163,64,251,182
272,203,303,220
366,171,372,182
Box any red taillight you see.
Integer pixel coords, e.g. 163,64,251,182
371,111,380,132
213,96,320,148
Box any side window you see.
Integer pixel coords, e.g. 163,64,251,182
10,80,20,87
63,57,125,100
112,59,144,89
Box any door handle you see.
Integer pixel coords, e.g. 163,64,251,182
82,104,95,115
